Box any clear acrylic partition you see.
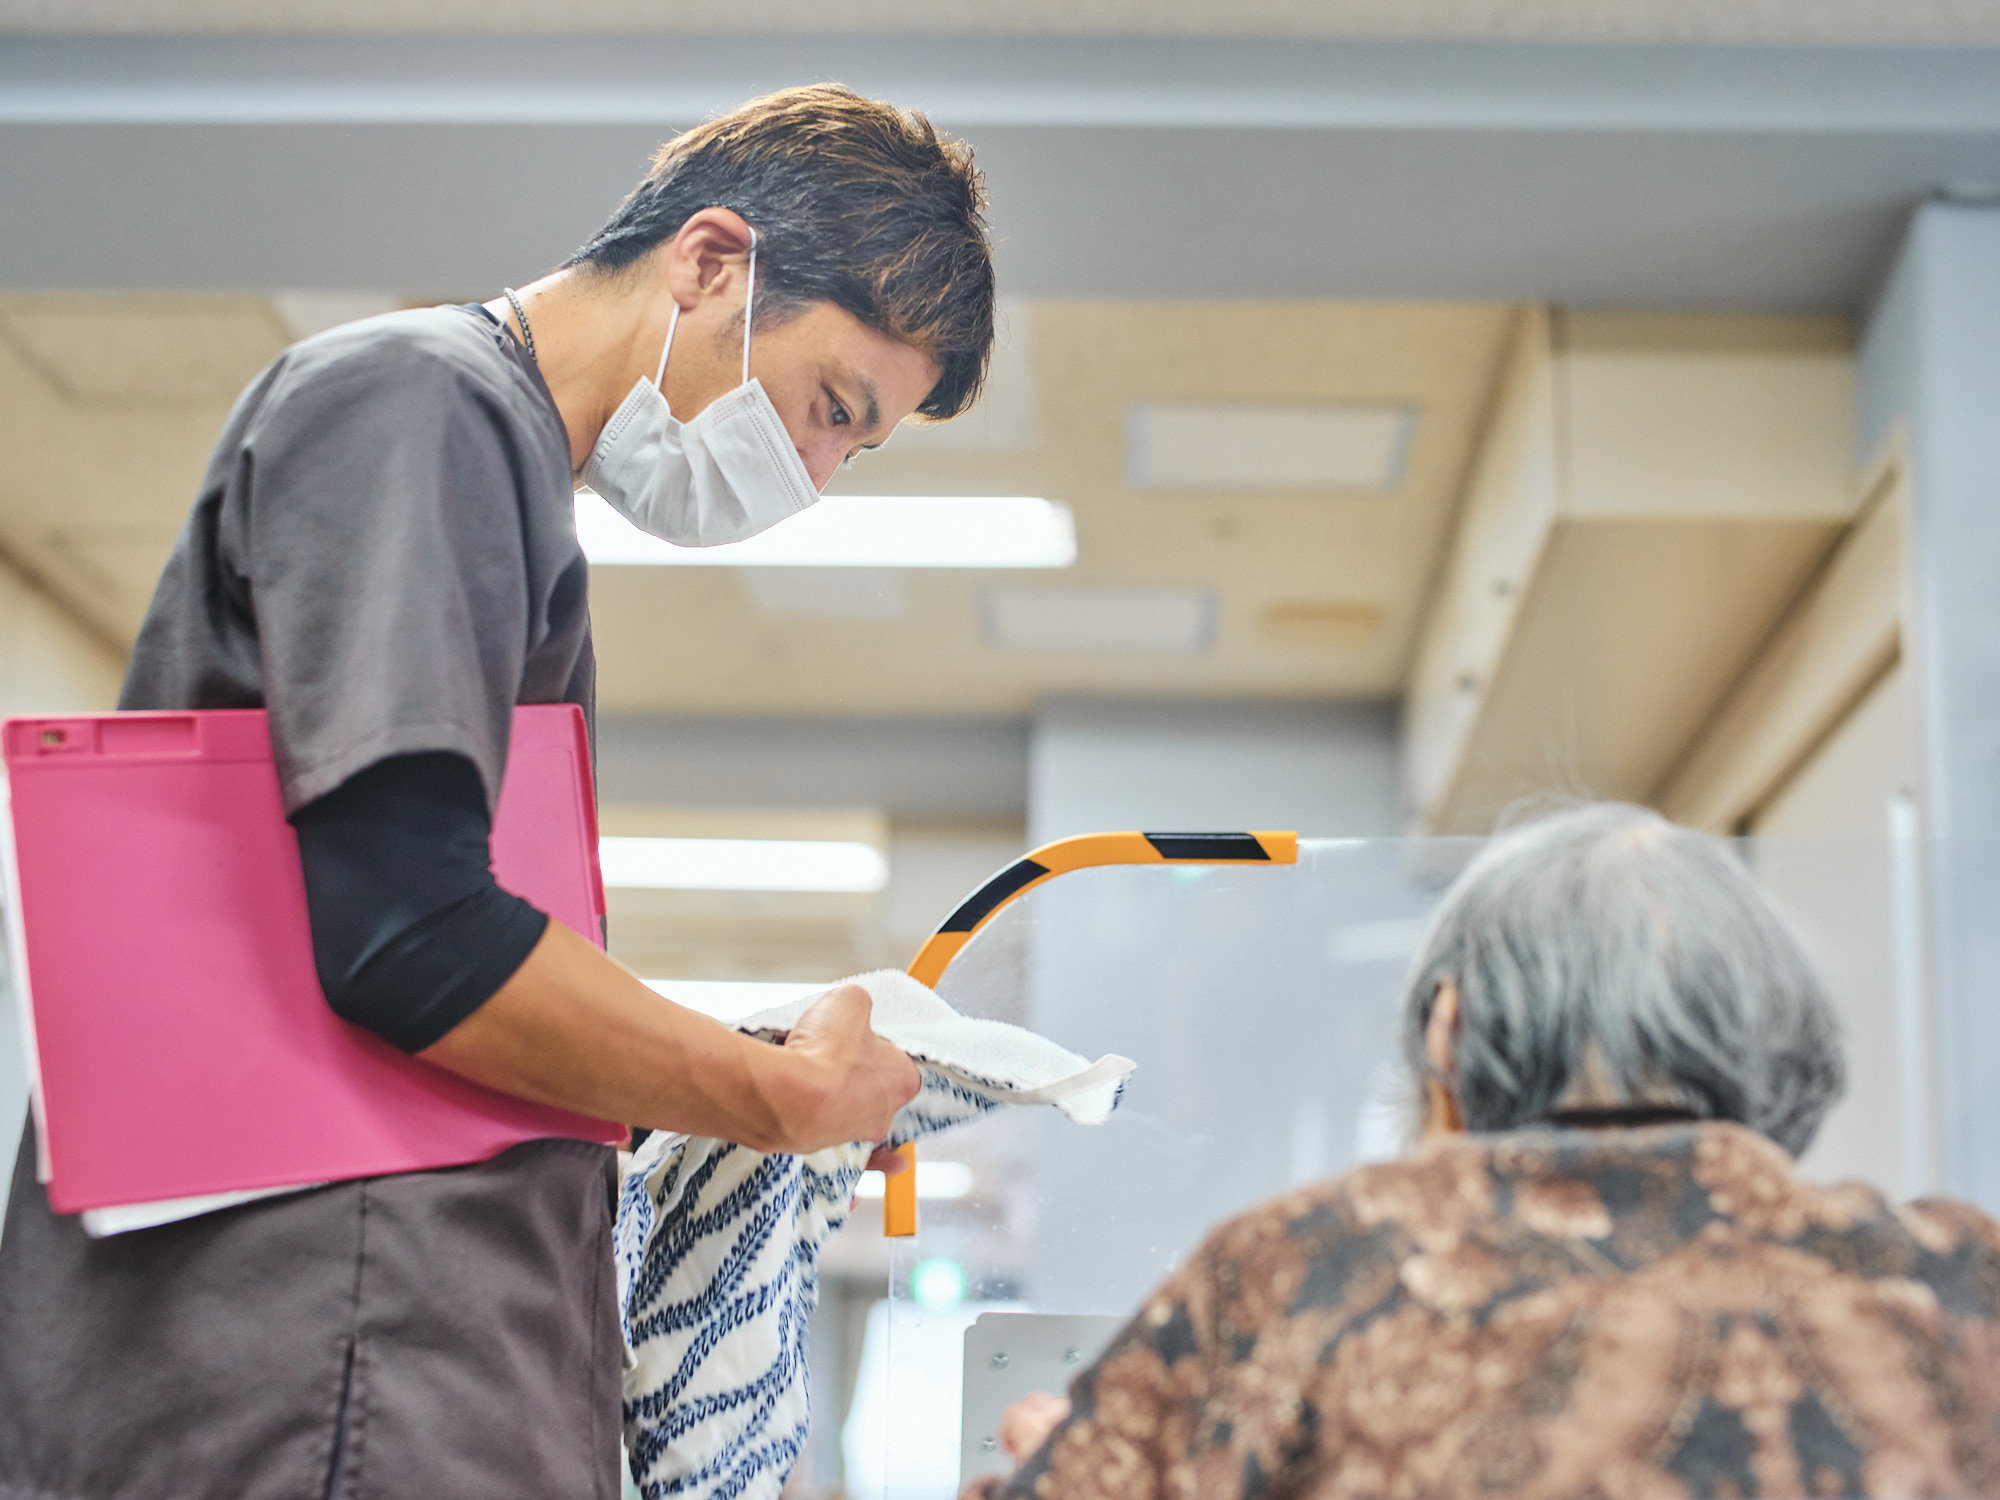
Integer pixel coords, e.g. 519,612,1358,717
838,833,1954,1500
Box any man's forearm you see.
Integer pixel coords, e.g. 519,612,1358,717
417,919,807,1149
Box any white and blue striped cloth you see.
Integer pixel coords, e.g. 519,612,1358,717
615,970,1134,1500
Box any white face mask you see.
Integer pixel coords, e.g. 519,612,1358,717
581,230,820,547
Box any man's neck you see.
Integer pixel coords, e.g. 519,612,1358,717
486,267,666,477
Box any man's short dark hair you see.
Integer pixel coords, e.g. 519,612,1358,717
567,84,996,421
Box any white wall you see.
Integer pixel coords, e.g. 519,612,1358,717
0,570,123,1190
1029,699,1400,845
1750,663,1924,1196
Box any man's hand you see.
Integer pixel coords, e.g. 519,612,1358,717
418,921,918,1153
1000,1391,1070,1463
767,984,922,1154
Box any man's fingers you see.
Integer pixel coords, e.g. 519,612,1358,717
882,1039,922,1098
805,982,873,1024
866,1144,907,1175
875,1060,921,1137
784,984,869,1043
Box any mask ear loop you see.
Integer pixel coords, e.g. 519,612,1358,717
653,305,678,391
741,227,759,385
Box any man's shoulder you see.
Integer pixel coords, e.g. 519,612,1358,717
276,305,514,395
227,305,559,466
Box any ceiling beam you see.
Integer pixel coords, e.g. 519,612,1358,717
5,36,2000,131
2,37,1996,306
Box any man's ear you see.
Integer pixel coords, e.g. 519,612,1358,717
664,207,757,308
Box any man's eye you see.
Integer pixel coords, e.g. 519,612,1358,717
829,399,850,428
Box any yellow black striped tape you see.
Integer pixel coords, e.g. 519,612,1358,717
905,830,1296,989
883,829,1297,1236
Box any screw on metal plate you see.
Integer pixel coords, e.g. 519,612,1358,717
1063,1347,1082,1363
991,1352,1009,1369
982,1437,997,1452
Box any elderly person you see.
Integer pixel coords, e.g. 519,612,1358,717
966,803,2000,1500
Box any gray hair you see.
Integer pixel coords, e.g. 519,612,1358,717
1398,803,1845,1155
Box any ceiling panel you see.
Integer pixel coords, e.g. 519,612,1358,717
980,585,1218,655
592,298,1516,713
0,295,288,404
0,294,1515,713
0,295,266,642
1127,403,1415,491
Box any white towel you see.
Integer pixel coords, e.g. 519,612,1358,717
616,969,1135,1500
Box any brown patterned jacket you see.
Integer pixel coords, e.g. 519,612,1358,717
966,1122,2000,1500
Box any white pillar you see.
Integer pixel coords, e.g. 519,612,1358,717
1859,201,2000,1210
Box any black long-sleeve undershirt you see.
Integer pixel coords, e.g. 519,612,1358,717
290,752,548,1053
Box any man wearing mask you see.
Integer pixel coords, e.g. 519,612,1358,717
0,85,992,1500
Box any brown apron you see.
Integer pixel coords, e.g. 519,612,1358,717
0,1126,622,1500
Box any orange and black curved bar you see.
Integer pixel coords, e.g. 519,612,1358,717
883,829,1297,1236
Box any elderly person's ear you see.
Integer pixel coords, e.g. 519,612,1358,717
1423,980,1466,1138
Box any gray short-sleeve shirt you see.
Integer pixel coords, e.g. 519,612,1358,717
120,302,593,810
0,305,622,1500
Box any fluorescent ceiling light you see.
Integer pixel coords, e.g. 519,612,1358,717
853,1161,975,1200
982,585,1217,655
576,492,1075,568
600,836,888,892
1128,403,1417,491
737,568,907,621
642,978,833,1021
